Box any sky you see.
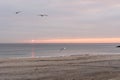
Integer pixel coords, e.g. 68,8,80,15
0,0,120,43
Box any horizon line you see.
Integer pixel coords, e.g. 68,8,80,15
22,38,120,43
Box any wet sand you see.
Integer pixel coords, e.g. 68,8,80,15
0,54,120,80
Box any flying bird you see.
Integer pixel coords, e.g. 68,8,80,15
15,11,22,14
38,14,48,17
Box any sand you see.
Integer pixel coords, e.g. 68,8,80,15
0,54,120,80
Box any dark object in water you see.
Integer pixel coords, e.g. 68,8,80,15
116,45,120,48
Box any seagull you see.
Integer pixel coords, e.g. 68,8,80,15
15,11,22,14
59,47,66,52
38,14,48,17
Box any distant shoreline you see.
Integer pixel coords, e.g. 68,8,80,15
0,52,120,59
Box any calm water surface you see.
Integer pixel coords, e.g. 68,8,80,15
0,43,120,58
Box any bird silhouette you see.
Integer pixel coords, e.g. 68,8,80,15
38,14,48,17
15,11,22,14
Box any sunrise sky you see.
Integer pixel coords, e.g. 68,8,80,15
0,0,120,43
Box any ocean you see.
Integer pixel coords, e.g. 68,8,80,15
0,43,120,58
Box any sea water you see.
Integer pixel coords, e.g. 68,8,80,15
0,43,120,58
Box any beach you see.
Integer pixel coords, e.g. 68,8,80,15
0,54,120,80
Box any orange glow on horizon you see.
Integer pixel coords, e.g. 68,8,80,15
23,38,120,43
